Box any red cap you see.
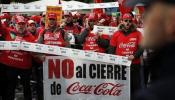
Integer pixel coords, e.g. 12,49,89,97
122,13,133,20
16,16,26,24
48,13,57,19
88,13,98,21
0,13,10,19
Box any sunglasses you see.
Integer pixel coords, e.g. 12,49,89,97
124,19,132,23
49,18,56,21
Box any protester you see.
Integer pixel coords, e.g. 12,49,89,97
36,12,46,38
63,12,80,35
61,12,81,48
75,13,110,53
37,13,69,47
109,16,119,27
35,12,70,100
0,15,35,100
108,13,143,100
136,14,144,28
27,20,37,38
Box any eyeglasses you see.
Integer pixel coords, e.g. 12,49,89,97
124,19,132,23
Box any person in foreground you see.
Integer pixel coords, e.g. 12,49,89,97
133,0,175,100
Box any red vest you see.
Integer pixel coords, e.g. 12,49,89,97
43,30,66,47
0,30,35,69
83,32,108,53
110,30,142,64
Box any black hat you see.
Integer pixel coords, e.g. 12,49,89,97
125,0,175,7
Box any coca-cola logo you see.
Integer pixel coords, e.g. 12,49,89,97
67,82,124,96
86,36,97,42
119,42,136,48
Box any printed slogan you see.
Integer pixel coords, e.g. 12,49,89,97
43,56,130,100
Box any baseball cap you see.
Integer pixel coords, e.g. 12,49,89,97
122,13,133,20
28,20,36,25
0,13,10,19
64,12,72,17
16,16,26,24
48,13,57,20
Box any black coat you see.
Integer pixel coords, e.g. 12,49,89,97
135,42,175,100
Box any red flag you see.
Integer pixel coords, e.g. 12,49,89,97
93,0,103,16
118,0,132,15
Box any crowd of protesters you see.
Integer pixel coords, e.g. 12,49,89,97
0,11,145,100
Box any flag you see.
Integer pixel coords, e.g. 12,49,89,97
118,0,132,15
93,0,103,16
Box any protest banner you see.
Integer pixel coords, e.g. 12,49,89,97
20,42,131,66
0,41,20,50
45,6,62,28
43,56,130,100
1,2,118,12
93,25,144,35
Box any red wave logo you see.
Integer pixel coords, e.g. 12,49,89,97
67,82,124,96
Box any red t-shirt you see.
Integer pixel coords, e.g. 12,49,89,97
83,31,109,53
110,30,142,64
0,29,35,69
43,30,66,47
64,25,80,35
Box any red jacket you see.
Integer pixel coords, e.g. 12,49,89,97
0,29,35,69
110,30,142,64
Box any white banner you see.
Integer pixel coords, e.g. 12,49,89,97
0,41,20,50
43,56,130,100
0,41,131,66
1,2,118,12
93,25,144,35
20,42,131,66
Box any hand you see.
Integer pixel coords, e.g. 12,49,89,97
96,32,101,37
60,22,66,28
85,20,90,29
128,55,135,61
38,55,46,62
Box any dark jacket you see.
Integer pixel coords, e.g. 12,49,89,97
135,42,175,100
